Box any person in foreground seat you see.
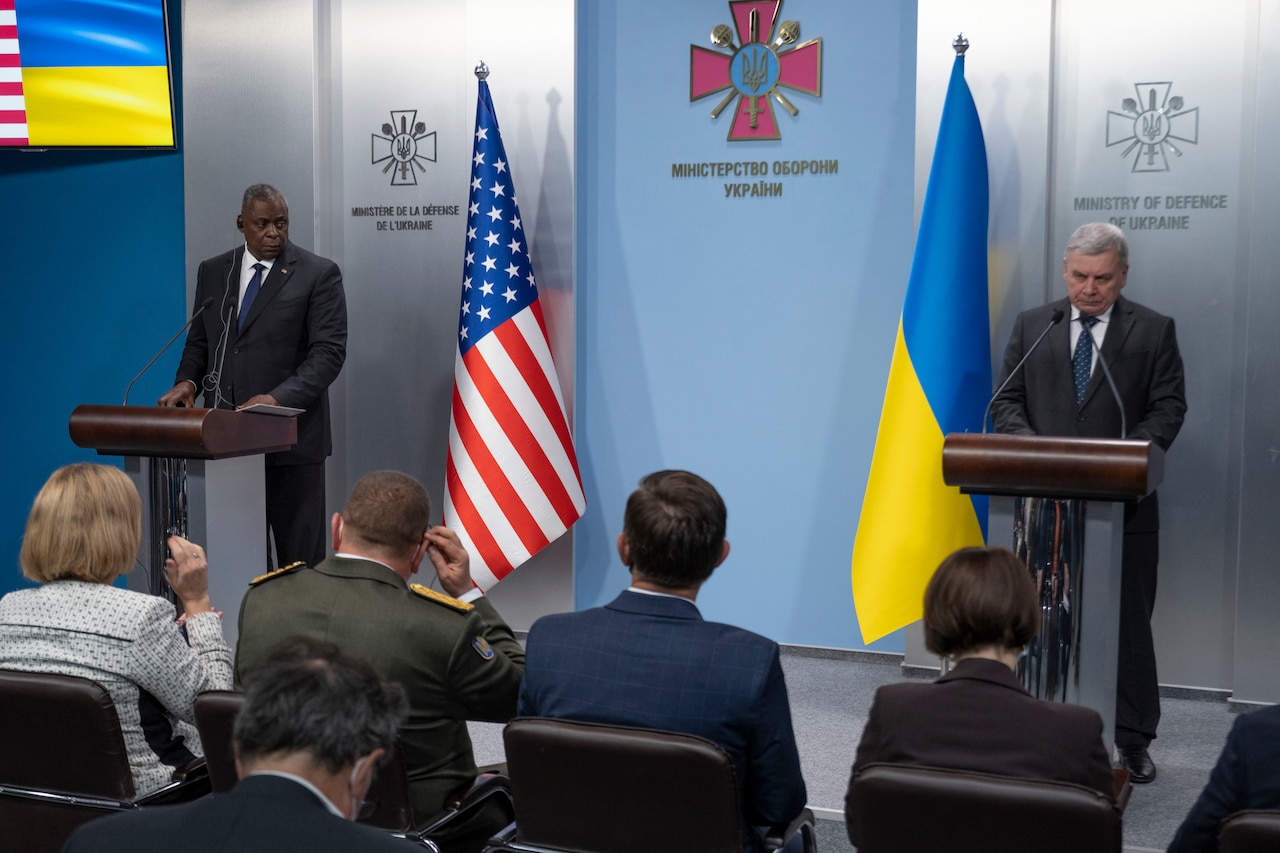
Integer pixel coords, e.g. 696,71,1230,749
845,546,1114,849
0,463,231,796
63,637,416,852
1168,703,1280,853
235,470,522,853
519,469,807,853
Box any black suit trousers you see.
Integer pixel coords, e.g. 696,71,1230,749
265,463,326,569
1116,530,1160,746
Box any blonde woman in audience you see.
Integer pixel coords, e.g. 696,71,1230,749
0,463,232,794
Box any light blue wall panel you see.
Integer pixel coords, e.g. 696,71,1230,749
575,0,918,650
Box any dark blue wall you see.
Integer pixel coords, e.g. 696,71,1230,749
0,0,185,595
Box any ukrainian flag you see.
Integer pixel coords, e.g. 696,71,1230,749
851,50,990,644
14,0,173,147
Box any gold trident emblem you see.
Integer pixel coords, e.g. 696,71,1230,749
741,47,767,92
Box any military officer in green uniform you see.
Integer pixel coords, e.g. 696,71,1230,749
235,470,524,853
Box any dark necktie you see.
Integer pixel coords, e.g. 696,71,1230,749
1073,315,1100,404
237,263,265,333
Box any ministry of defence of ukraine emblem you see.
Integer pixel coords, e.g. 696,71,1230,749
371,110,438,186
1105,83,1199,173
690,0,822,141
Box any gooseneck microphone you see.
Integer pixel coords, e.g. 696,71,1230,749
1077,314,1127,439
123,296,215,405
982,308,1065,433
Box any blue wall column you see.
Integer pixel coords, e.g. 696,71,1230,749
0,0,185,595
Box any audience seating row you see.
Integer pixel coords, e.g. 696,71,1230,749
4,667,1280,853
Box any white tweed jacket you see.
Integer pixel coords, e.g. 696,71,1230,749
0,580,233,795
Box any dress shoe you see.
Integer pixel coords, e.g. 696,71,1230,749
1119,745,1156,783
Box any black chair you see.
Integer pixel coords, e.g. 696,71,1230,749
846,762,1121,853
0,668,209,853
193,690,510,849
485,716,816,853
1219,809,1280,853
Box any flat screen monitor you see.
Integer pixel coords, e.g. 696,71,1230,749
1,0,176,149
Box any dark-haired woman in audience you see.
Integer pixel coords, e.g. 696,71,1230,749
0,463,233,794
845,547,1113,845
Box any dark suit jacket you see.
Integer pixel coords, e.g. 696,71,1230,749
61,773,417,852
234,557,524,822
990,295,1186,531
519,590,807,846
175,242,347,466
1168,704,1280,853
845,658,1113,847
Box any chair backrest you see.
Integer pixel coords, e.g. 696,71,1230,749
1219,809,1280,853
502,717,744,853
193,689,414,831
0,668,134,799
193,690,244,793
848,763,1122,853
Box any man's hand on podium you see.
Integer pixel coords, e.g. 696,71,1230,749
157,380,196,408
237,394,281,409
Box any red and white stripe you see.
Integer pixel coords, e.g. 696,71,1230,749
445,301,585,590
0,3,27,146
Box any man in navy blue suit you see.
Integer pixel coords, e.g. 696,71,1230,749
519,470,807,851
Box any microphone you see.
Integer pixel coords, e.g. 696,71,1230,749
123,297,215,406
982,308,1064,433
1077,315,1127,439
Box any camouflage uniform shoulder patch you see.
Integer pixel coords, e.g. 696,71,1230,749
409,583,475,612
249,561,306,587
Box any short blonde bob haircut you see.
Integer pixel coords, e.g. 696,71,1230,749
20,463,141,584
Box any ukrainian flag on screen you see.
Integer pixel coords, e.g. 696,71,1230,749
7,0,173,147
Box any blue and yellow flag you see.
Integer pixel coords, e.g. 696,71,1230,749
851,51,990,644
1,0,174,147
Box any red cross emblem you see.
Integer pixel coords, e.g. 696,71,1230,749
690,0,823,141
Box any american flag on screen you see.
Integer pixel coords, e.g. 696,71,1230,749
444,74,585,591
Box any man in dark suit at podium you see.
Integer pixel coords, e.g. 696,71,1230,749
63,638,415,852
158,184,347,570
990,222,1187,783
519,470,807,851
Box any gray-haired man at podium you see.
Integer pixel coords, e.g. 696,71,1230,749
989,222,1186,783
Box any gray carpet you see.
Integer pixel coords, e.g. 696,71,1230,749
469,647,1241,852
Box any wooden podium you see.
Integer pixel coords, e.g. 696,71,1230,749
942,433,1163,748
69,405,296,644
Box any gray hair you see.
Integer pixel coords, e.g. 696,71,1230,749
241,183,287,212
1065,222,1128,268
234,637,407,774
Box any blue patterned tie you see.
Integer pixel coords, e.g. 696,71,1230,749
1073,315,1099,404
237,263,265,333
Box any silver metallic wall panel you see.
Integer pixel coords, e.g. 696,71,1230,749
182,0,576,629
182,1,318,284
1232,0,1280,704
1052,0,1248,691
333,0,577,627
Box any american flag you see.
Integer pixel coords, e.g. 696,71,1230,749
443,76,585,591
0,0,28,147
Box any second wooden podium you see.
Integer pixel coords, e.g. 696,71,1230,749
942,432,1163,748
